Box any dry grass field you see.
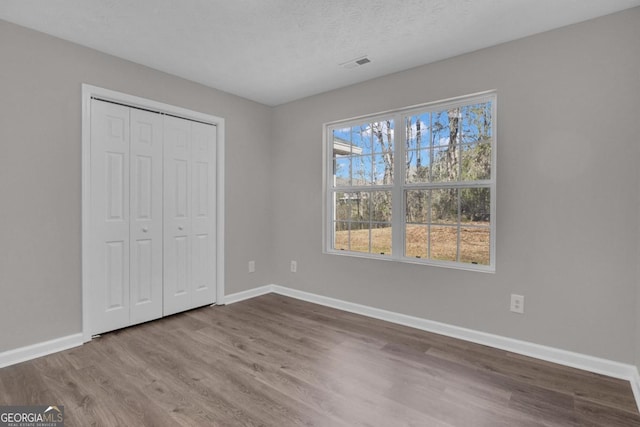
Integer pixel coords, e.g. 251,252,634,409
335,223,490,265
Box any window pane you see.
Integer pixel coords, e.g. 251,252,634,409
406,149,430,183
430,225,458,262
360,192,371,221
336,192,366,221
371,191,392,223
352,155,371,185
332,128,352,156
431,111,449,145
405,224,427,258
445,107,461,147
371,120,394,154
405,190,428,223
461,142,491,181
406,113,430,151
460,188,490,223
431,107,461,182
460,102,492,144
373,154,391,185
334,157,350,187
333,128,350,142
334,222,349,250
371,223,392,255
460,226,490,265
335,192,350,221
348,192,370,222
351,125,372,155
349,222,370,253
431,144,459,182
431,188,458,224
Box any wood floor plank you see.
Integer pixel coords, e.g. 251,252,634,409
190,311,444,426
0,363,58,406
427,343,637,413
116,325,287,426
1,293,638,426
575,398,640,427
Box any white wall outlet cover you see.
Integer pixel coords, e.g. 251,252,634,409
510,294,525,314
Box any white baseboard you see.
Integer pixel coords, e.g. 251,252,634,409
0,333,83,369
631,369,640,413
227,284,640,411
224,285,272,305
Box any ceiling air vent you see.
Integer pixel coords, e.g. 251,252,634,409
340,56,371,69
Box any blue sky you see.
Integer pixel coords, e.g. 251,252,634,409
333,101,492,186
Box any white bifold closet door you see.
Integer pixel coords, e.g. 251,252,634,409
89,100,163,334
89,99,216,336
129,107,164,324
163,116,216,316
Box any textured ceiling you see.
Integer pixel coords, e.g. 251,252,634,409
1,0,639,105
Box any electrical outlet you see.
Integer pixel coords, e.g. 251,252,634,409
510,294,524,314
290,260,297,273
248,260,255,273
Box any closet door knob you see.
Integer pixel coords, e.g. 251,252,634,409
142,227,148,233
178,225,184,231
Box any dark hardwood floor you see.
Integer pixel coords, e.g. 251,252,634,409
1,293,639,426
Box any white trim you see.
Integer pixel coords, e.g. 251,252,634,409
82,85,218,124
81,86,92,342
81,84,225,342
631,369,640,413
324,90,497,129
0,334,83,369
215,119,226,305
224,285,273,305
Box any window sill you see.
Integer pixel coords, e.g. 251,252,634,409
324,249,495,273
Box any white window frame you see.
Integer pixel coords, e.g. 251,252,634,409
323,91,496,272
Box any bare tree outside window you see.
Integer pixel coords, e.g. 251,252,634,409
328,93,495,270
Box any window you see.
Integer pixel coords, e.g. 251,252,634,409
324,92,496,272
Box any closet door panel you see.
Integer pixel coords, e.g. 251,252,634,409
163,116,192,315
191,122,216,306
89,97,218,332
130,109,163,324
90,99,131,335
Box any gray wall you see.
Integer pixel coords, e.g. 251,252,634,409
0,20,274,352
271,8,640,364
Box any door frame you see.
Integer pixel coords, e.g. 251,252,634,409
81,84,225,342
